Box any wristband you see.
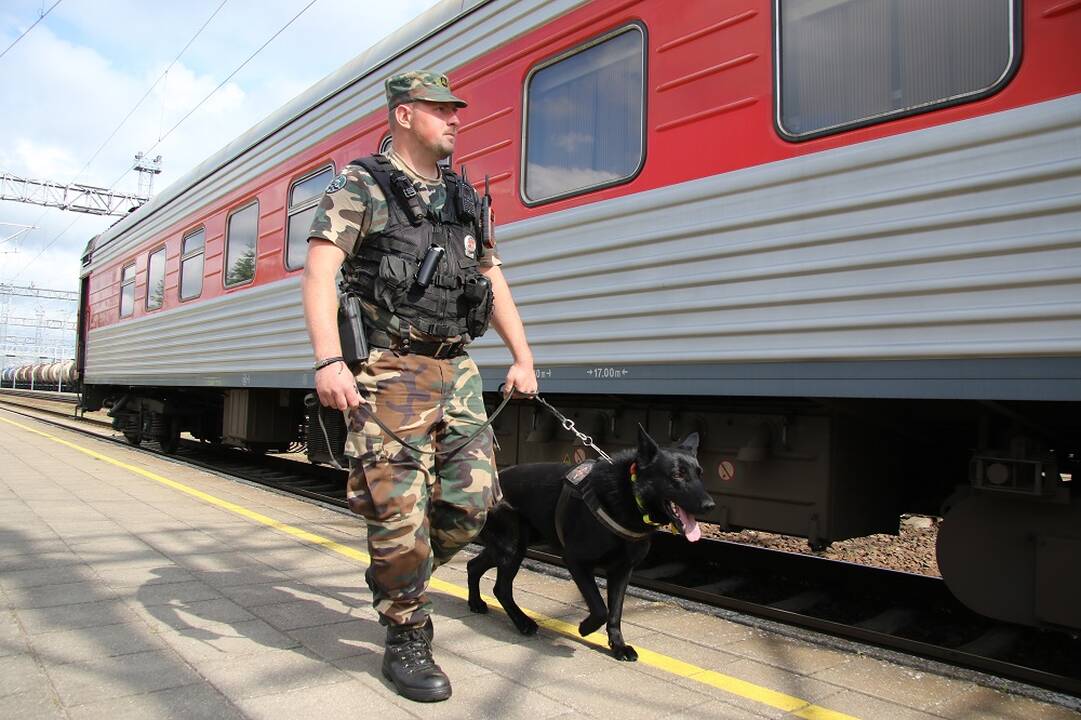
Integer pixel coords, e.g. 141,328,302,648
312,356,345,371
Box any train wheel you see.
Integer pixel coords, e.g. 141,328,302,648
123,432,141,446
159,423,181,454
937,488,1081,631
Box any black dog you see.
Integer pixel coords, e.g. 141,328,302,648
467,426,714,661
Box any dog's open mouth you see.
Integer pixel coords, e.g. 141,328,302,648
666,501,702,542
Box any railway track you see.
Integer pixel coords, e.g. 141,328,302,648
2,389,1078,703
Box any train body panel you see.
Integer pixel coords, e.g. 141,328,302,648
74,0,1081,632
83,92,1081,397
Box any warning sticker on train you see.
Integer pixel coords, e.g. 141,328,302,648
326,174,348,193
718,460,735,482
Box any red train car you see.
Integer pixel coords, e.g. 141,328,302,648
78,0,1080,631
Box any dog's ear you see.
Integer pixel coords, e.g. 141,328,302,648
637,423,659,465
676,432,699,455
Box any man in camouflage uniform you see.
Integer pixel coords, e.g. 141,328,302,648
302,71,537,703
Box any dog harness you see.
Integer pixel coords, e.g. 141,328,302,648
554,460,654,547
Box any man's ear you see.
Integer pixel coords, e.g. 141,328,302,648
394,103,412,131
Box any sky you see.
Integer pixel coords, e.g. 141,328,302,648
0,0,442,351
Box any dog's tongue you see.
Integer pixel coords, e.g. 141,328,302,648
674,506,701,542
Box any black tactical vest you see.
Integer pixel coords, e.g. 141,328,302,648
341,154,493,342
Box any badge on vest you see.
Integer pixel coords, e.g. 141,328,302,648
463,234,477,259
326,174,348,193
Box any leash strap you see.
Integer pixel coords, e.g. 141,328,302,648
533,394,612,463
307,387,513,470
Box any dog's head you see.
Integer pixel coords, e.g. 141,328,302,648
634,425,715,542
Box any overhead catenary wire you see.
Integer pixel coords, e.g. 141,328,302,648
0,0,63,61
2,0,228,283
7,0,322,284
71,0,231,188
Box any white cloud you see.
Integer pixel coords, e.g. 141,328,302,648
13,139,79,179
0,0,443,302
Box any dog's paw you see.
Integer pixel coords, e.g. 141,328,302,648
578,613,606,637
611,644,638,662
468,599,488,614
515,617,539,635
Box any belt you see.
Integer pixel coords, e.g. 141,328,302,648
367,329,466,359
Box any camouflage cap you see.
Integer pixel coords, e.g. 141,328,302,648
385,70,467,109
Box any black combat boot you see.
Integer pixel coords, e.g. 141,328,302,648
382,622,450,702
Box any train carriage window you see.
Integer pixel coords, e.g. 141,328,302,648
119,263,135,318
522,24,646,204
285,166,334,271
145,246,166,310
224,201,259,287
776,0,1017,140
180,228,205,301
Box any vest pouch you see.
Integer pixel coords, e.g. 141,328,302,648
374,254,415,312
462,275,493,338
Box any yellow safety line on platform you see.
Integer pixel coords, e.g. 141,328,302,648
0,412,859,720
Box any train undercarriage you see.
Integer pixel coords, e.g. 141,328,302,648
80,383,1079,633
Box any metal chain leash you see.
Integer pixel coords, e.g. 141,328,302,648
532,394,613,463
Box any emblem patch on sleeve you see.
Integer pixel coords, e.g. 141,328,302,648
326,174,348,193
463,234,477,259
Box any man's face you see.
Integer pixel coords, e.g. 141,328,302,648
400,100,460,159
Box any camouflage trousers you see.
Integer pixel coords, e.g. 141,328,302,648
343,348,499,627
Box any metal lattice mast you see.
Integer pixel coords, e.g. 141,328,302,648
133,153,163,198
0,171,148,216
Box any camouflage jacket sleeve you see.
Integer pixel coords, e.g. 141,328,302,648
306,164,376,256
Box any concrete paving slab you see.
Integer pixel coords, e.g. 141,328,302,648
460,632,623,689
812,654,976,711
65,683,246,720
157,617,300,663
15,597,141,635
27,621,167,667
0,564,96,590
680,657,846,720
136,529,233,557
93,563,197,589
662,699,776,719
0,690,66,720
930,685,1081,720
127,596,255,633
122,578,223,607
285,618,382,660
6,580,119,610
0,609,29,657
0,550,85,573
234,679,415,720
722,630,852,675
404,672,574,720
215,579,322,608
247,595,363,631
44,648,202,706
533,664,714,720
196,647,352,701
811,690,943,720
0,652,51,696
621,603,756,645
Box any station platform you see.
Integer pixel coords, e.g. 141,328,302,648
1,408,1077,720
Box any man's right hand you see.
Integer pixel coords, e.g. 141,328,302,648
315,362,361,410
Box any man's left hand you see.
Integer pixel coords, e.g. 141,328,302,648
503,361,538,397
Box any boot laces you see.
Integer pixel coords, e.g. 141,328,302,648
392,629,435,670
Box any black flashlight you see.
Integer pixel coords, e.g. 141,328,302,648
415,244,445,288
